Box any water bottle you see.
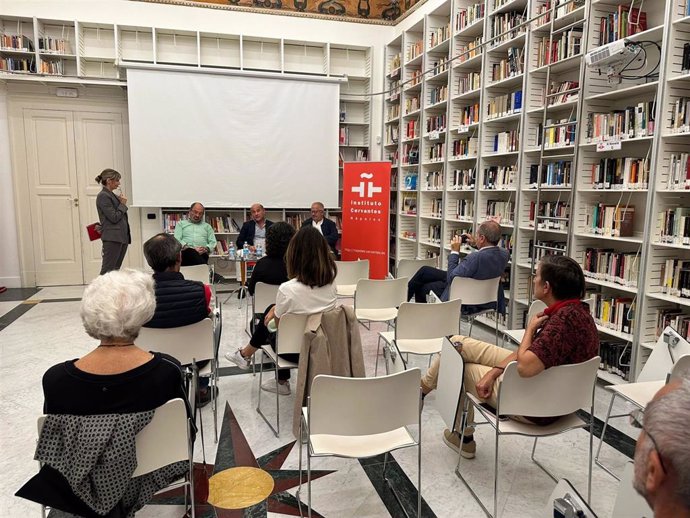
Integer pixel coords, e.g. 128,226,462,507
228,242,236,260
242,243,249,259
256,243,264,258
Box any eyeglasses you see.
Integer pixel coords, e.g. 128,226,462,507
629,409,667,474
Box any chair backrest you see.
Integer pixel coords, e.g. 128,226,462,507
354,277,408,310
448,276,501,306
309,368,421,436
275,313,309,355
334,259,370,286
253,282,280,314
180,264,210,284
611,462,653,518
132,398,191,477
135,318,214,365
638,326,690,382
396,257,437,280
396,300,461,340
384,340,407,374
497,357,600,417
542,479,598,518
670,354,690,381
436,338,465,431
526,299,547,325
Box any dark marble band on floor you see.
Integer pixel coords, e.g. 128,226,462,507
0,302,39,331
577,409,636,459
0,287,40,302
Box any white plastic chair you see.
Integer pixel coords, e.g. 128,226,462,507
247,282,280,374
354,277,408,330
435,338,465,431
596,326,690,479
448,275,501,341
256,313,309,437
610,462,653,518
382,338,407,374
502,299,547,347
542,479,598,518
376,299,462,375
334,259,369,297
456,357,600,518
298,369,422,518
136,319,219,442
395,257,438,280
180,264,211,284
670,353,690,381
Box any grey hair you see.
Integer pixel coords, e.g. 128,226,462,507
80,269,156,342
644,377,690,508
478,220,502,245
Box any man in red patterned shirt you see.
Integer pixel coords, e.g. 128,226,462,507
422,254,599,458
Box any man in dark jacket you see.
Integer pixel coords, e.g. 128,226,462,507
236,203,274,252
301,201,339,254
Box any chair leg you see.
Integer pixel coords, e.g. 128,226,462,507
212,361,218,443
297,416,304,508
375,334,383,376
468,317,474,337
275,367,280,437
256,352,279,437
307,442,312,518
493,428,499,518
595,393,621,480
494,314,499,345
530,438,557,483
588,407,594,502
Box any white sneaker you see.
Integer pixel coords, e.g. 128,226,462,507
225,349,250,370
261,379,291,395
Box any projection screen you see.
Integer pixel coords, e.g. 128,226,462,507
126,68,340,208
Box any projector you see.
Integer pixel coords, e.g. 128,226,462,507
585,40,637,68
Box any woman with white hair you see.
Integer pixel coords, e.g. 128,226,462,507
42,269,186,414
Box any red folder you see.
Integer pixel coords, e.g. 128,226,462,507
86,223,102,241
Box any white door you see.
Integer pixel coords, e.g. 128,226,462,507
23,109,84,286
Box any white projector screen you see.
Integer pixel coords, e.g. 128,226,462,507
127,68,339,208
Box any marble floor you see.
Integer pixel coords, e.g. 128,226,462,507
0,285,642,518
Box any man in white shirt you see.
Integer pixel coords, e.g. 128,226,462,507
301,201,339,254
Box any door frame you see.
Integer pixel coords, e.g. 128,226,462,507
8,92,142,287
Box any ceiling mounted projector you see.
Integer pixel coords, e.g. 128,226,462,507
585,40,639,68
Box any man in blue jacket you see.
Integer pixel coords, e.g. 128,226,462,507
301,201,339,254
406,220,509,314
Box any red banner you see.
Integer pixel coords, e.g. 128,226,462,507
341,162,391,279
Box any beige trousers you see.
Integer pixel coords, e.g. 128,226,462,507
421,334,512,433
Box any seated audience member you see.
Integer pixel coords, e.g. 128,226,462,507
227,226,337,395
16,270,189,517
422,255,598,459
301,201,339,254
225,222,296,367
174,202,217,265
633,377,690,518
237,202,274,252
406,220,509,314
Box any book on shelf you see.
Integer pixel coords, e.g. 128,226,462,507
387,53,401,75
528,239,567,261
405,118,419,139
425,171,444,190
403,194,417,214
407,40,423,62
429,23,451,48
454,199,475,219
486,90,522,119
492,129,520,153
668,153,690,190
451,137,478,157
427,224,441,243
655,310,690,342
586,101,656,142
529,161,572,187
491,47,524,82
591,157,649,190
598,6,647,45
670,97,690,133
403,173,418,190
426,114,446,133
545,80,579,106
483,165,516,189
657,208,690,246
0,56,36,73
456,3,485,32
529,201,569,230
458,36,483,63
537,116,576,149
683,43,690,74
1,33,34,51
458,72,481,94
659,259,690,298
536,29,582,67
429,198,443,217
586,290,635,334
460,102,481,126
428,56,449,77
450,168,476,190
429,85,448,105
405,96,420,114
587,204,635,237
489,11,526,47
427,142,445,161
486,200,514,224
599,340,632,381
402,143,419,165
584,248,639,287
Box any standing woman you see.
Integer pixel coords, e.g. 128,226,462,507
95,168,131,274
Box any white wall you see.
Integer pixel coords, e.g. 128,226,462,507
0,0,395,286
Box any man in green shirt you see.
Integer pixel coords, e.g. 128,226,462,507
174,202,217,265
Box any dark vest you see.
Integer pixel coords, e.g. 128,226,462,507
145,271,208,329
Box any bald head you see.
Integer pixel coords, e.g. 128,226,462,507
478,220,501,246
250,203,266,224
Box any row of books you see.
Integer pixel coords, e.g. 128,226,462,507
0,57,35,72
545,80,579,106
483,165,516,189
426,224,442,243
402,194,417,214
402,143,419,165
429,84,448,105
586,291,635,335
590,157,649,190
429,23,451,49
486,90,522,119
492,129,520,153
669,97,690,133
598,6,647,46
38,60,66,75
458,37,483,63
458,72,481,94
583,248,639,288
535,0,584,27
489,12,526,47
536,117,576,148
667,153,690,190
386,103,400,121
490,47,524,82
599,341,632,381
451,137,478,158
0,34,33,51
428,56,449,76
405,96,420,115
409,69,423,87
486,200,515,224
529,201,569,230
38,37,70,54
498,233,513,256
427,142,445,161
425,171,444,190
285,213,310,228
528,161,572,187
585,204,635,237
655,311,690,342
535,29,582,68
385,125,399,146
407,40,423,62
449,168,476,190
460,102,481,126
585,102,656,142
657,208,690,246
405,119,419,139
426,114,446,133
528,239,566,261
453,199,475,219
658,259,690,298
456,3,485,32
682,43,690,75
387,54,401,75
427,198,443,217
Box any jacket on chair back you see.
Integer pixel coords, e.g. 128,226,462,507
145,271,208,329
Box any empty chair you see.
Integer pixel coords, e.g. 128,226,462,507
334,259,369,297
502,299,547,347
354,277,408,330
376,299,462,375
448,276,501,340
180,264,211,284
456,357,600,518
435,338,465,431
247,282,281,372
298,369,422,518
256,313,309,437
395,257,438,280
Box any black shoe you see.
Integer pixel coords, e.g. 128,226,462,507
198,386,218,408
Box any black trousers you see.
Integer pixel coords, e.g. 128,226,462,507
181,248,209,266
252,304,298,381
407,266,447,302
100,241,128,275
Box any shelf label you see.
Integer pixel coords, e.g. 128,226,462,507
428,130,440,140
596,139,621,152
458,125,469,133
